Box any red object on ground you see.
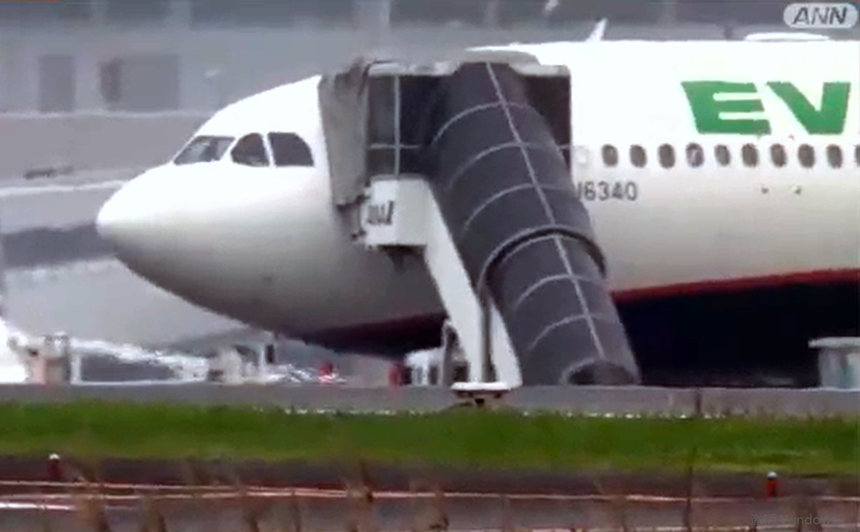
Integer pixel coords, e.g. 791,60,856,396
47,453,61,482
318,361,337,384
765,473,779,498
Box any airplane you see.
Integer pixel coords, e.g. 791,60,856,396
95,38,860,387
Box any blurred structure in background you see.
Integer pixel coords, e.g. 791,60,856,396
0,0,856,115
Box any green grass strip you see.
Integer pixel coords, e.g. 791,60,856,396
0,401,856,475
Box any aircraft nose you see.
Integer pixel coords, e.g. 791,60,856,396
96,186,129,247
95,167,214,301
96,179,149,254
96,169,177,264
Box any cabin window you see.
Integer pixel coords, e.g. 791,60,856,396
741,144,759,167
770,144,787,167
629,145,646,168
173,135,234,165
268,132,314,167
798,144,815,168
714,144,731,166
601,144,618,167
855,145,860,167
685,143,704,167
231,133,269,167
826,145,842,168
658,144,675,168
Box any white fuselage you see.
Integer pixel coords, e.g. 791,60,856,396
96,40,860,350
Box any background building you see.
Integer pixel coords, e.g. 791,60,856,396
1,0,855,115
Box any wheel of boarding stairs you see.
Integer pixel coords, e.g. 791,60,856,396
419,62,640,385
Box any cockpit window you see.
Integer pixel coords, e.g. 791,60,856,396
268,132,314,167
231,133,270,167
173,136,234,165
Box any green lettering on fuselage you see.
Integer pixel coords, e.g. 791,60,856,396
767,81,850,135
681,81,771,135
682,80,851,135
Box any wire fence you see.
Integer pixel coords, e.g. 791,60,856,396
0,459,857,532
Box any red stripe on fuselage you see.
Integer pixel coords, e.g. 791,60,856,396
612,268,860,303
306,268,860,340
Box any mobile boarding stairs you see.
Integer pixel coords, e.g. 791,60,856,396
318,52,642,389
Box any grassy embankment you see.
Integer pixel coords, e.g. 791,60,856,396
0,401,856,474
